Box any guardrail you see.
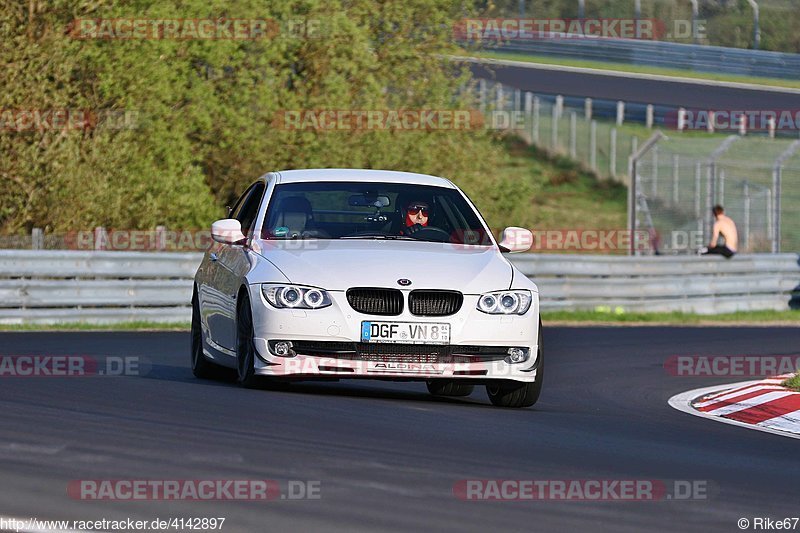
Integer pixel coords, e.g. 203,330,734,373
513,253,800,314
0,251,797,323
480,40,800,80
0,251,200,324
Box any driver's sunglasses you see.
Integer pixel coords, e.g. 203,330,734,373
407,205,429,216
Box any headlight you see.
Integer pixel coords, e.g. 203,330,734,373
262,284,332,309
476,290,532,315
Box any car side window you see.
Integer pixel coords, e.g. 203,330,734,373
234,183,265,237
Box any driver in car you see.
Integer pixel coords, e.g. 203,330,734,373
403,200,430,235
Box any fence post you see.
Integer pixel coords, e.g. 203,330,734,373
770,139,800,253
743,181,750,251
524,92,532,114
695,161,702,236
31,228,43,250
94,226,109,251
155,225,167,251
532,96,540,143
768,116,776,138
555,95,563,119
677,108,686,131
479,79,487,113
772,166,780,252
646,104,653,129
707,111,715,133
616,101,625,126
496,84,504,111
651,145,659,197
570,112,577,158
552,105,559,151
514,88,521,112
627,132,666,255
610,128,617,177
590,120,597,170
584,98,592,121
672,154,680,206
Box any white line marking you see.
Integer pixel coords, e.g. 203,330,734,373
705,391,794,416
453,55,800,94
667,381,800,440
759,413,800,434
694,385,784,407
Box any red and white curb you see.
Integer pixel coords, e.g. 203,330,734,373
668,374,800,440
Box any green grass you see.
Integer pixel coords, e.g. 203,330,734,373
542,309,800,324
0,321,190,331
484,136,628,236
782,373,800,391
470,50,800,90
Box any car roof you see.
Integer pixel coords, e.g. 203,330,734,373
273,169,456,188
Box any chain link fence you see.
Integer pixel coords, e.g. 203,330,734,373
479,79,644,184
632,135,800,254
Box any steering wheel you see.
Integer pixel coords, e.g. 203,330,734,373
403,226,451,242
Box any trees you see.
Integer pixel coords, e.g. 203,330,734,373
0,0,501,233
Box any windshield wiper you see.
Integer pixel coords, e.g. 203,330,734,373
340,234,414,240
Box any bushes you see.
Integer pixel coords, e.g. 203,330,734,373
0,0,503,233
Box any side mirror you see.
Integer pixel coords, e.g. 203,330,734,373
211,219,247,245
498,227,533,253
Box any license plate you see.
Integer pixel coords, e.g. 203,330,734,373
360,321,450,344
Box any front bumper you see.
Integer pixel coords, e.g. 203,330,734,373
247,285,540,382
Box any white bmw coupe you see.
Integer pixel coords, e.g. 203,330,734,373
192,169,542,407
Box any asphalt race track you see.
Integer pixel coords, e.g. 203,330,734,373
469,62,800,109
1,327,798,532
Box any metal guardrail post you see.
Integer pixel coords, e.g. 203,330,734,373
584,98,592,121
532,96,540,142
771,140,800,253
590,120,597,170
628,131,666,255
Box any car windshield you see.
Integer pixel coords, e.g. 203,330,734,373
261,181,494,245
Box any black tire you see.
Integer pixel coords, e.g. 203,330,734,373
191,289,222,379
426,380,474,397
486,322,543,408
235,291,261,389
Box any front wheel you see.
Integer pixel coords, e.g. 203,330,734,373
236,292,261,389
486,324,543,408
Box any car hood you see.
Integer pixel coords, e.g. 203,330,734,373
251,239,513,294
